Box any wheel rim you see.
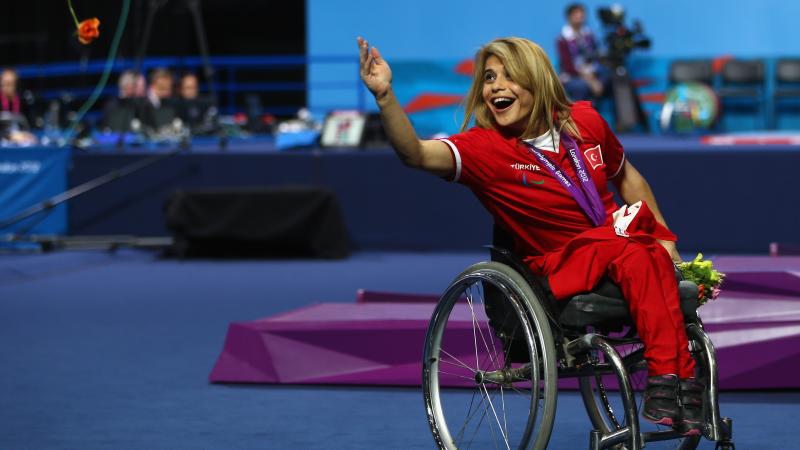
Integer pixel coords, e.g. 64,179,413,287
423,266,554,450
578,339,703,449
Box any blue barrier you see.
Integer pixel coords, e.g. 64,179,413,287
64,139,800,253
0,148,70,236
2,136,798,252
16,55,368,117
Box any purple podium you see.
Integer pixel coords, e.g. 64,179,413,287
210,256,800,389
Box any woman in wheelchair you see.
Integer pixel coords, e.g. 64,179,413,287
358,36,719,445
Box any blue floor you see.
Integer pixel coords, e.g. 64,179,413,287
0,249,796,449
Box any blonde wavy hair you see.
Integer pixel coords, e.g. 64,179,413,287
461,37,580,140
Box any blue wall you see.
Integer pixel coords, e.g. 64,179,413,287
308,0,800,118
309,0,800,60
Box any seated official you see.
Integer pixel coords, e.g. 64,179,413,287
0,68,37,145
176,97,217,135
0,68,34,129
140,67,178,132
103,97,141,133
175,73,217,134
102,70,147,133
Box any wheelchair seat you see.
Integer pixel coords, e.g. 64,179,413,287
559,278,700,329
486,244,700,331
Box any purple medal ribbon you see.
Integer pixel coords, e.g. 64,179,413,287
525,132,607,227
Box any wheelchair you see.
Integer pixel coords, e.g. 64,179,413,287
422,240,736,449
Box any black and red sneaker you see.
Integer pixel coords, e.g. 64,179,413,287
642,374,680,426
678,377,705,436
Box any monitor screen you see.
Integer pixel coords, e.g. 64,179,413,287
320,111,366,147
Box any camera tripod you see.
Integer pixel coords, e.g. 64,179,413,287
609,63,650,133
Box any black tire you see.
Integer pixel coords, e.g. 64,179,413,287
422,261,558,450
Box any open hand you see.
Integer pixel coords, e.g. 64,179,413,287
357,37,392,99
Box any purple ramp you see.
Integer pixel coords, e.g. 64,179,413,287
211,257,800,389
210,294,800,388
210,302,504,387
212,294,800,389
211,303,435,385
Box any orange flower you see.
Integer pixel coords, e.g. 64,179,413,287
68,0,100,45
77,18,100,45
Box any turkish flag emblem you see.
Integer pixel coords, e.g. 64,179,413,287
583,145,604,170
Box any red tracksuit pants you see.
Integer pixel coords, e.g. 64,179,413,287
534,228,695,378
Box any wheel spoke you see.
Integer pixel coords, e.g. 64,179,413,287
440,348,475,372
465,286,482,370
481,384,512,450
464,398,491,449
426,263,557,450
466,283,503,371
462,387,497,448
500,385,509,444
455,389,487,445
438,369,479,383
475,282,505,369
477,386,501,450
581,342,703,450
509,385,533,400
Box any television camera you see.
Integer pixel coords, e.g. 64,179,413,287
596,4,652,132
598,5,651,67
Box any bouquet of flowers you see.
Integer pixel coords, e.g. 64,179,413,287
678,253,725,305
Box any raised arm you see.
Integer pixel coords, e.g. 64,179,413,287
358,37,454,177
613,160,682,262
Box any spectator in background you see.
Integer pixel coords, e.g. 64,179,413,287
147,68,173,108
102,70,146,133
1,69,22,115
1,68,32,126
141,67,177,131
176,72,217,134
0,68,36,145
557,3,608,101
179,72,199,101
131,71,146,98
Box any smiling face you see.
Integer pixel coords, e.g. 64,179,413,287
481,54,533,134
461,38,576,140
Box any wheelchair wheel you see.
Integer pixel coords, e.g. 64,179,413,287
423,261,558,450
578,338,704,449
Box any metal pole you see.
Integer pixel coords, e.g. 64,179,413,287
184,0,217,104
133,0,169,77
0,147,185,232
